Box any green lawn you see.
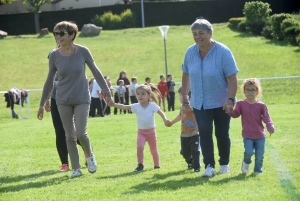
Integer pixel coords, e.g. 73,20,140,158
0,22,299,200
0,104,299,200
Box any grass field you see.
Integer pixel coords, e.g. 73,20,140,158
0,21,299,200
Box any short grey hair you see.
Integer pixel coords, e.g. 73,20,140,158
191,19,213,33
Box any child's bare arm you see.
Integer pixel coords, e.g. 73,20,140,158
157,109,168,123
169,114,181,126
113,102,131,110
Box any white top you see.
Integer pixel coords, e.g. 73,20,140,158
129,83,138,96
130,102,160,129
116,86,126,97
91,80,101,98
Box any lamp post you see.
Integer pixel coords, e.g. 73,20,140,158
158,25,169,78
141,0,145,28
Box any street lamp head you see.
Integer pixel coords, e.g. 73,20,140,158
158,25,169,40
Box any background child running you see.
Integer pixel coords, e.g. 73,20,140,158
228,78,275,175
166,87,201,172
111,84,168,172
166,74,176,111
114,80,126,115
157,75,169,112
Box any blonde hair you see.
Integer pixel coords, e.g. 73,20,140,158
242,78,262,96
136,84,162,104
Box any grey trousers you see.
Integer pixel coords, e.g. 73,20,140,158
57,104,92,170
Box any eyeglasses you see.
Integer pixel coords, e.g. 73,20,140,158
53,31,69,37
245,89,257,93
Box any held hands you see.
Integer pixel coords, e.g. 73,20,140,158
182,95,190,107
165,120,172,127
105,95,114,107
223,100,234,114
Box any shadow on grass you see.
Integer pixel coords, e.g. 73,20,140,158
96,171,138,179
0,170,68,192
124,171,252,195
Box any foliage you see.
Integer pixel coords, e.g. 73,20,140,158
23,0,51,13
283,26,300,45
92,9,136,30
228,17,245,29
0,0,16,3
270,13,293,40
120,9,136,29
243,1,272,35
261,25,273,39
237,20,247,32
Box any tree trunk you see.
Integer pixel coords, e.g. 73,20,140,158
34,12,40,34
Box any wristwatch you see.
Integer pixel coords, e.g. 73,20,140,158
228,98,235,105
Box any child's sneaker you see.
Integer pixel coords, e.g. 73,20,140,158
71,169,82,178
202,164,216,177
58,164,70,172
241,160,250,173
86,154,97,173
254,172,262,175
220,165,230,174
154,166,160,169
134,163,144,172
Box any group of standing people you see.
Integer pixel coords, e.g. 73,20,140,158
37,18,274,178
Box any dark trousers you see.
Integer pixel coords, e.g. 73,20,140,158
114,93,125,114
193,106,231,168
180,135,201,169
51,98,82,165
130,96,138,104
90,97,104,117
167,91,175,111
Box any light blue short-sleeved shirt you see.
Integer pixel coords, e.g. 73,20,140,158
182,41,239,110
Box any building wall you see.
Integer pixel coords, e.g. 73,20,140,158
0,0,122,15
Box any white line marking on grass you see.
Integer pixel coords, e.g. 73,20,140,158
266,142,299,200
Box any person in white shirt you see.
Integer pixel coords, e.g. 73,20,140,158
114,80,126,114
129,77,138,104
111,84,169,172
90,79,104,117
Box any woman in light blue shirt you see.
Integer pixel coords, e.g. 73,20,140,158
181,18,239,177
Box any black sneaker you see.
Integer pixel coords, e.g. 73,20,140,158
194,168,200,172
154,166,160,169
134,163,144,172
188,164,194,170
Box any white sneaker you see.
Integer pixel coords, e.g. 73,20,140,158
87,154,97,173
71,169,82,178
241,160,250,173
202,164,216,177
220,165,230,174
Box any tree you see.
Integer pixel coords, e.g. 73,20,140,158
23,0,51,34
0,0,17,3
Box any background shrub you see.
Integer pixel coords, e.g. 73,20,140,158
92,9,136,30
243,1,272,35
270,13,293,40
283,26,300,45
237,20,247,32
120,9,136,29
296,34,300,46
261,25,273,39
228,17,245,29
